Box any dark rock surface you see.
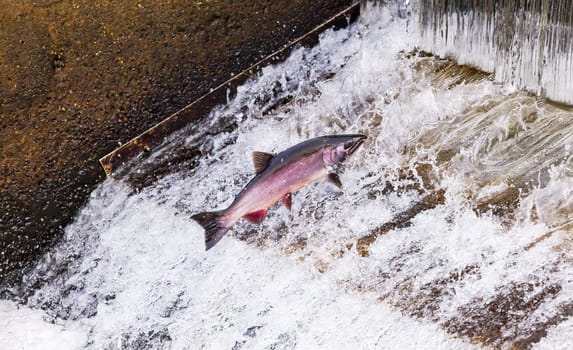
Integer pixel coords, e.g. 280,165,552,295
0,0,353,288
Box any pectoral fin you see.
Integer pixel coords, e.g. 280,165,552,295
244,209,268,224
283,193,292,211
327,173,343,189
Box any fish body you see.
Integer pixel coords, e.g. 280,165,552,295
192,134,367,250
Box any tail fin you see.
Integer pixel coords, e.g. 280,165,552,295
191,211,229,250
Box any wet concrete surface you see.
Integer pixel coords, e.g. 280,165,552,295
0,0,353,288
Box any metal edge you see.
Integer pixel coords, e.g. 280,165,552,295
99,2,361,176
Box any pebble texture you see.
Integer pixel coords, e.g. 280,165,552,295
0,0,353,287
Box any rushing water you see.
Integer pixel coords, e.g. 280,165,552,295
416,0,573,105
2,3,573,349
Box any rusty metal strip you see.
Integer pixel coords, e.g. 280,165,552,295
99,2,361,176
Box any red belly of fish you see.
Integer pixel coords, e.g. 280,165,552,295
228,152,326,224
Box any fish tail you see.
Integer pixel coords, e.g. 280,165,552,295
191,211,229,250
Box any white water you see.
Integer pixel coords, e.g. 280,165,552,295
416,0,573,105
3,4,573,349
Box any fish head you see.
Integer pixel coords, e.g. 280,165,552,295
322,134,367,167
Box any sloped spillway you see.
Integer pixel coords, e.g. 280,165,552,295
2,3,573,349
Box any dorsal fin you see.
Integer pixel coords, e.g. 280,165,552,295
252,151,274,174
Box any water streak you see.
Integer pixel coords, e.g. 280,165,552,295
416,0,573,104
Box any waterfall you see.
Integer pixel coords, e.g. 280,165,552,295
416,0,573,104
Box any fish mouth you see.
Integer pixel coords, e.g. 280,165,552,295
346,135,367,156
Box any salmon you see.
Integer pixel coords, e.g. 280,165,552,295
192,134,367,250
